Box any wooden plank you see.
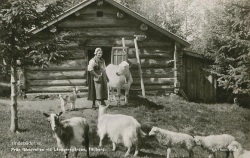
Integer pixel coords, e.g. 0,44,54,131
130,68,174,78
27,86,88,93
26,70,86,80
27,79,86,86
26,59,88,70
193,57,197,101
132,77,174,85
128,58,174,68
111,47,128,65
187,56,192,100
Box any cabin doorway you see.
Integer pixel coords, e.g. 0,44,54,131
87,47,112,65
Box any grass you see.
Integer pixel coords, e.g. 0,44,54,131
0,93,249,158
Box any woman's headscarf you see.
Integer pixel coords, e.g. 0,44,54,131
94,47,102,54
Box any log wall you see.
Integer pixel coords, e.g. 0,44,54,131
26,1,175,94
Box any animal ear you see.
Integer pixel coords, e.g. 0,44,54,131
57,112,63,116
105,102,110,108
228,144,236,151
96,101,101,106
43,113,50,118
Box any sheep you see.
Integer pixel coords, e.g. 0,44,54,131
149,126,195,158
97,102,146,157
59,87,80,113
194,134,235,158
228,141,250,158
43,112,89,158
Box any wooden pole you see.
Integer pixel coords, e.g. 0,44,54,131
10,63,18,132
122,38,125,47
174,42,177,88
134,38,145,97
122,38,125,61
174,42,180,94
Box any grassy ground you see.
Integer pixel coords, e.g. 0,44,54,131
0,93,249,158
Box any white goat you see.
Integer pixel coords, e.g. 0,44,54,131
149,126,195,158
43,112,89,158
97,102,146,157
106,61,133,106
59,87,80,113
194,134,235,158
228,141,250,158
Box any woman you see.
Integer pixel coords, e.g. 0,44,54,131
87,48,108,108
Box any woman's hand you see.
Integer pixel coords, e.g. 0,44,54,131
94,75,102,82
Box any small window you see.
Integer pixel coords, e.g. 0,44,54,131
96,11,103,17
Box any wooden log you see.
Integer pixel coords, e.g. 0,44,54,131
31,40,79,50
131,85,174,91
134,38,145,97
128,48,173,58
57,15,141,28
132,77,174,85
128,58,174,68
60,42,79,50
138,39,172,47
130,68,174,78
66,50,86,59
27,79,86,86
26,70,86,80
27,85,88,93
86,39,112,46
114,39,172,47
61,27,142,38
26,59,88,70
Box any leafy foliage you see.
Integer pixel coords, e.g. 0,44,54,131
202,1,250,95
0,0,72,132
0,0,71,67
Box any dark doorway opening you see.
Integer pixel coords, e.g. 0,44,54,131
87,47,112,65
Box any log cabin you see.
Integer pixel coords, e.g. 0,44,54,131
22,0,216,102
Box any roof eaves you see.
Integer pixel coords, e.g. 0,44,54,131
30,0,96,34
183,49,205,59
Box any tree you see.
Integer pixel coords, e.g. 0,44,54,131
201,0,250,103
0,0,70,132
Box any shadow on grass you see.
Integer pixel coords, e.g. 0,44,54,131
17,128,30,133
138,151,166,158
121,92,165,110
72,107,90,111
91,155,110,158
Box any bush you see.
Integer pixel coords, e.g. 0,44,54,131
236,94,250,109
0,84,10,98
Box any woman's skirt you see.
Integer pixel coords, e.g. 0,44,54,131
88,71,108,101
